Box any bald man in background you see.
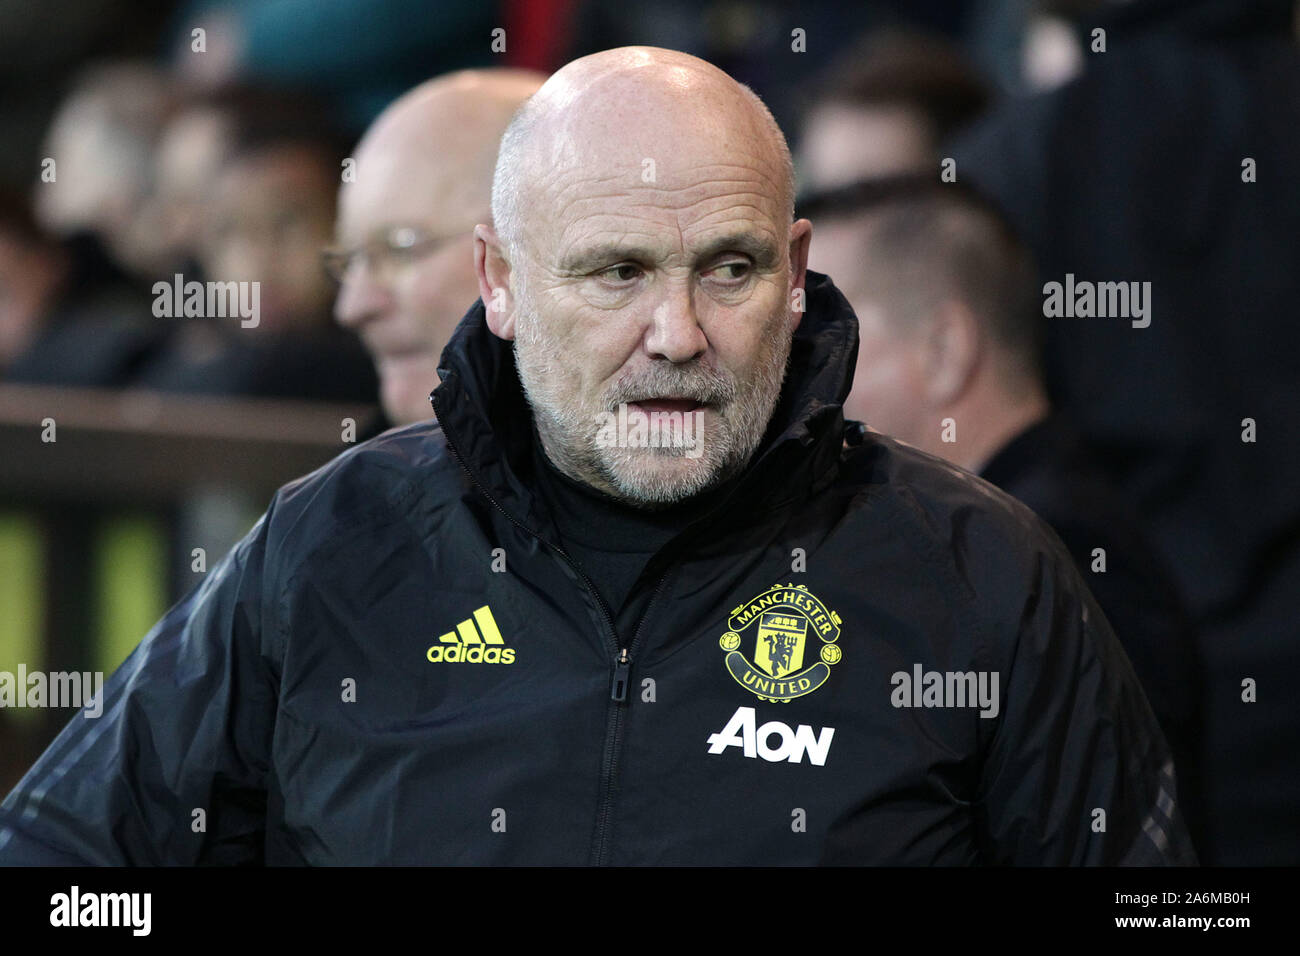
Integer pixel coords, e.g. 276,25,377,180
328,69,546,427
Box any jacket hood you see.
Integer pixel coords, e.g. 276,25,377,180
431,270,860,527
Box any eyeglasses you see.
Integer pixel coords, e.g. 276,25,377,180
321,225,469,284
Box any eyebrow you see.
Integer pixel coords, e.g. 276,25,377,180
696,233,781,269
558,242,658,274
557,232,781,274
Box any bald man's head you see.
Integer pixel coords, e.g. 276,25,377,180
347,69,546,236
333,68,545,425
492,48,795,263
474,47,811,507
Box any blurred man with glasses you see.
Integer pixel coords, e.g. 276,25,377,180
326,69,546,428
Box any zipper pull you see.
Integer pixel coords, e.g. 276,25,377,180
610,648,631,701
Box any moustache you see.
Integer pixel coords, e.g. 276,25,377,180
606,363,737,410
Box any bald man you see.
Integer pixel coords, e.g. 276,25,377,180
329,69,545,425
0,48,1194,866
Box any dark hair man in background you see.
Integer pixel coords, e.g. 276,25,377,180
803,177,1205,851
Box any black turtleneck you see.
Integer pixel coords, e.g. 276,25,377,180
527,431,733,619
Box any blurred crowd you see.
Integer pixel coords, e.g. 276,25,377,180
0,0,1102,414
0,67,379,400
1,0,1297,865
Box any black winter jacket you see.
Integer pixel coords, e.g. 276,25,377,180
0,273,1196,865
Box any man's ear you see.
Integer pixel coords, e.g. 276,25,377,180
788,218,813,329
923,299,981,405
475,224,517,340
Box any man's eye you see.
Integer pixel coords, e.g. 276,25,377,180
708,260,751,282
598,264,642,282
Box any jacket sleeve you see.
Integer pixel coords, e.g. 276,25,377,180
972,536,1198,865
0,507,280,866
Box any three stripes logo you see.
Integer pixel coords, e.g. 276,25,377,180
426,605,516,664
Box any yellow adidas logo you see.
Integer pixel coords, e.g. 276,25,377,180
426,605,516,664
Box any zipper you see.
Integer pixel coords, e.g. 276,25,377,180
585,465,769,863
588,567,674,865
433,398,642,864
610,648,631,701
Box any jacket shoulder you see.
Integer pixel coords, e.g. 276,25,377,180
842,431,1069,581
839,433,1088,663
264,419,459,552
840,437,1192,864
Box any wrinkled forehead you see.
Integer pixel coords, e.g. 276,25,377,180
520,80,790,261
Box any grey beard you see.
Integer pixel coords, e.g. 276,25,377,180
513,298,794,509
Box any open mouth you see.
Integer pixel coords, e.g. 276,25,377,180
627,398,706,415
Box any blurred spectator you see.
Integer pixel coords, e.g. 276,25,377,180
804,176,1205,851
199,101,340,332
1,188,165,387
330,68,546,428
132,100,237,280
33,61,179,281
797,30,991,191
133,85,376,402
949,0,1300,863
0,189,67,369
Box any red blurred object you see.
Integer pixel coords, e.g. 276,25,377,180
504,0,576,71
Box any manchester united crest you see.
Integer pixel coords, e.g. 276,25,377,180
719,583,843,702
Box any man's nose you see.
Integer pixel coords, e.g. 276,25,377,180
334,262,393,330
643,283,707,363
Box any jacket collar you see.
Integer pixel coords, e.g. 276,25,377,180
430,270,860,531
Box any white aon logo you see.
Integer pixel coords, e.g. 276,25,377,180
706,706,835,766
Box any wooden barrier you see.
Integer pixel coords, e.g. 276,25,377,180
0,384,376,792
0,384,374,502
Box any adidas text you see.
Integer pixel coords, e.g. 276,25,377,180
426,645,515,664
